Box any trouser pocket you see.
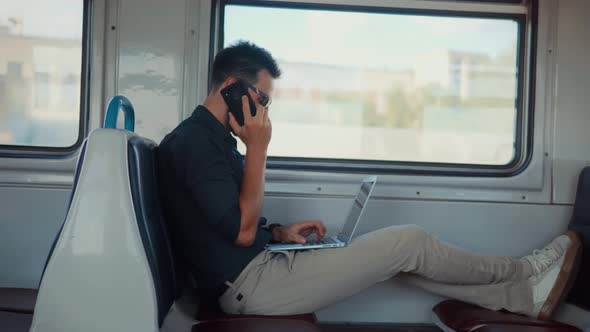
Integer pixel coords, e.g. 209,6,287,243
218,250,279,314
219,250,296,314
218,281,244,314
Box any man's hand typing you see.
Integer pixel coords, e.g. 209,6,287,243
272,220,327,244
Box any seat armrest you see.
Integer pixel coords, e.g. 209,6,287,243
433,300,581,332
473,324,581,332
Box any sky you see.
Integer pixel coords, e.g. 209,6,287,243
0,0,83,40
224,4,519,71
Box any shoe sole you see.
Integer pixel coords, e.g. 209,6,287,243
537,231,583,320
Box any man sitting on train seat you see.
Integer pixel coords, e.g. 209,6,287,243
157,41,581,320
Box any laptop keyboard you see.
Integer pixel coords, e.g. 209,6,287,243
302,237,338,246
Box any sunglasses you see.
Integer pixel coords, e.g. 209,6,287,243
245,82,272,109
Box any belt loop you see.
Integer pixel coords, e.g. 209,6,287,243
224,281,237,291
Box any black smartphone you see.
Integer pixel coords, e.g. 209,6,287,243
220,80,256,126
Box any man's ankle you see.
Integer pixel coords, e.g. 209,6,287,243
520,258,534,279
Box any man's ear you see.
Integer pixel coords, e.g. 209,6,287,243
211,76,237,95
220,76,238,89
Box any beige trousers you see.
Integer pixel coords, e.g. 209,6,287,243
219,225,534,315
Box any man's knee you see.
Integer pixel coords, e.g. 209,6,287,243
401,224,429,240
383,224,430,248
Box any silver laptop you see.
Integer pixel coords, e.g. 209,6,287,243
266,176,377,251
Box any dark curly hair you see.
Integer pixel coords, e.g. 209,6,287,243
211,40,281,90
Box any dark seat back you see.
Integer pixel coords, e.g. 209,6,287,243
127,135,176,325
568,166,590,310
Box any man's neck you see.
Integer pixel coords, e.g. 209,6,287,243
202,95,229,129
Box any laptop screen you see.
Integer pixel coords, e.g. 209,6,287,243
338,177,376,243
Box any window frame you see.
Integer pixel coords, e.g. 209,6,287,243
0,0,92,158
217,0,537,177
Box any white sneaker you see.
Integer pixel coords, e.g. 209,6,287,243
527,231,582,320
521,233,575,276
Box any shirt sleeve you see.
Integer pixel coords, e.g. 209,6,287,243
257,227,273,245
184,142,242,243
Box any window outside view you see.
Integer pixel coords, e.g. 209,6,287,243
225,5,520,165
0,0,83,148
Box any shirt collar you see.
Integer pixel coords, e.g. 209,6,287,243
192,105,237,147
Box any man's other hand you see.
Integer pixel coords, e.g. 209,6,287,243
273,220,327,244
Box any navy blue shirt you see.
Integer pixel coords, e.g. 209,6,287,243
158,105,272,298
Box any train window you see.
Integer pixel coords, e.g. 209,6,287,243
223,3,526,169
0,0,85,150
